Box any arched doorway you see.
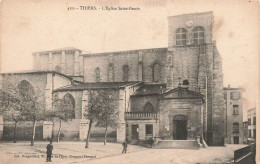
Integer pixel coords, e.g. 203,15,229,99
173,115,187,140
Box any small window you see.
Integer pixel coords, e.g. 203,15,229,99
233,122,239,133
193,26,204,45
145,124,153,135
122,65,129,82
183,80,189,85
95,67,100,82
253,117,256,125
176,28,187,46
249,130,251,137
248,118,251,125
253,129,256,138
230,92,240,100
233,105,239,115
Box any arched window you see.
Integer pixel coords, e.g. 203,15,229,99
95,67,100,82
152,62,160,82
62,93,75,119
143,102,154,112
193,26,204,45
176,28,187,46
183,80,189,85
17,80,34,97
122,65,129,82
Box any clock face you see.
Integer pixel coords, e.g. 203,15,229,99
186,20,193,28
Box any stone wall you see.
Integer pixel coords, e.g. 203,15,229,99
33,49,83,77
168,11,213,47
126,120,159,141
159,99,202,140
83,48,167,83
130,95,159,112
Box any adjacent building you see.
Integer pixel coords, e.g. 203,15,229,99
223,85,244,144
247,107,256,143
0,11,225,146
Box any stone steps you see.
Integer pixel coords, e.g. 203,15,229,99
153,140,201,149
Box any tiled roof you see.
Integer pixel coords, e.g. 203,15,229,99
54,81,142,92
133,83,167,96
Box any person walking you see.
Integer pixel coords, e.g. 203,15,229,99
122,140,127,154
46,140,53,162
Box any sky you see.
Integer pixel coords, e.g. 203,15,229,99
0,0,259,120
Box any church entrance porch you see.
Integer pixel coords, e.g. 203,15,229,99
173,115,187,140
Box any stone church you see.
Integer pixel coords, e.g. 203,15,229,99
0,11,224,146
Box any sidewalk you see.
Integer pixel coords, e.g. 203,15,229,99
0,141,247,164
0,141,148,164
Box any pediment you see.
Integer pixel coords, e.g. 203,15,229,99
162,87,203,99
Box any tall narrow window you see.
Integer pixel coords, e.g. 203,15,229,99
248,118,251,125
95,67,100,82
152,62,160,82
122,65,129,82
176,28,187,46
233,105,239,115
233,122,239,133
253,117,256,125
249,130,251,137
193,26,204,45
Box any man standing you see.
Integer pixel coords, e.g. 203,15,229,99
122,140,127,154
46,140,53,162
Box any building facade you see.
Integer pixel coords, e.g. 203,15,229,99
0,11,225,146
223,85,244,144
247,107,256,143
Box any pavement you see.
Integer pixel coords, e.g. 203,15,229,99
0,141,247,164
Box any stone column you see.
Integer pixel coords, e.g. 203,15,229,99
79,119,89,141
138,52,143,81
79,54,84,76
43,121,53,140
81,90,88,118
61,51,65,73
139,124,145,140
117,89,126,142
45,73,53,110
0,115,3,140
74,50,80,76
117,123,126,142
34,53,40,70
48,52,53,71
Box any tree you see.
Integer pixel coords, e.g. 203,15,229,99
96,90,119,145
17,81,46,146
51,93,75,143
83,90,104,149
0,79,24,143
